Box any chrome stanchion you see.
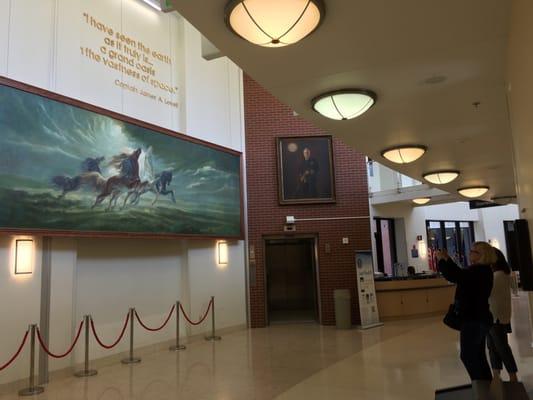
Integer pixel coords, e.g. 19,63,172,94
169,301,186,351
205,297,221,341
74,316,97,377
19,324,45,396
121,308,141,364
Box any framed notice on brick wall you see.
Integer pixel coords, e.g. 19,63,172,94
276,135,336,205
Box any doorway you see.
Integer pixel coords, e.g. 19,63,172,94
375,218,397,275
504,220,519,271
265,237,318,323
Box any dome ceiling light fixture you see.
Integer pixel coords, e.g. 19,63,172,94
381,145,427,164
422,170,460,185
224,0,325,47
311,89,377,120
412,197,431,205
457,186,489,198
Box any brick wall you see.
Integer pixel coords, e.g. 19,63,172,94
244,75,372,327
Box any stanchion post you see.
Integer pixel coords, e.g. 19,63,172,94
205,297,221,341
19,324,45,396
169,301,186,351
121,308,141,364
74,315,97,377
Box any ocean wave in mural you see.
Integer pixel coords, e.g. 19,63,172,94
0,79,242,238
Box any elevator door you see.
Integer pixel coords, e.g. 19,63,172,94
265,238,318,323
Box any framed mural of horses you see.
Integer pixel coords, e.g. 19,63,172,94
0,77,243,239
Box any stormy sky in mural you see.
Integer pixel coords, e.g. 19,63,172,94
0,83,241,236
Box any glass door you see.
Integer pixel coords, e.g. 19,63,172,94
459,222,475,266
375,218,397,275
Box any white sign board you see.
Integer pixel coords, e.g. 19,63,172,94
356,251,383,329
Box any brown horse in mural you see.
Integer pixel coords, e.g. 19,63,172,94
52,171,107,199
91,148,142,211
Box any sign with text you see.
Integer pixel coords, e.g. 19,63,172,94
80,9,179,110
355,251,382,329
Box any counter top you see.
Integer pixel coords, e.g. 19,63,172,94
375,277,453,292
374,274,439,282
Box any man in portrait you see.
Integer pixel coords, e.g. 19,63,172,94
296,147,319,197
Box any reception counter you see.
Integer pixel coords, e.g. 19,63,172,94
375,277,454,320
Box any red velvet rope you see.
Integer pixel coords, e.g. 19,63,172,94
0,330,29,371
90,313,130,349
179,299,213,326
36,320,84,359
135,305,175,332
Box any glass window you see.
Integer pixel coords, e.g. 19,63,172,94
428,225,444,250
367,158,374,176
444,222,459,261
459,223,475,265
426,220,475,267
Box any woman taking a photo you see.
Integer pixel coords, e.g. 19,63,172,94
487,248,518,382
437,242,496,396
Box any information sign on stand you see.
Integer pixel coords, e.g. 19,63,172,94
355,251,383,330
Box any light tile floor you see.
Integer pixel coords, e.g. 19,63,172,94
1,294,532,399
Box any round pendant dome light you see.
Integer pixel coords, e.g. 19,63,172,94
225,0,325,47
457,186,489,198
381,145,427,164
422,170,460,185
312,89,377,120
412,197,431,205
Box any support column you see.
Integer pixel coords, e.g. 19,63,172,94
507,0,533,347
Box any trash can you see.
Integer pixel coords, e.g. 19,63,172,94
334,289,352,329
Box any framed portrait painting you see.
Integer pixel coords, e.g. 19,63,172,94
277,135,336,205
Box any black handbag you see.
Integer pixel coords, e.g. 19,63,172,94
443,303,461,331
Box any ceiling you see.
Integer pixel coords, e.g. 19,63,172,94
171,0,515,202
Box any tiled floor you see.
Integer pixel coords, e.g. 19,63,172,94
1,294,532,399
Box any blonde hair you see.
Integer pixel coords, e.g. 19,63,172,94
472,241,498,265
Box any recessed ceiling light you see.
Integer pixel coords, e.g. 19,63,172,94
422,170,460,185
412,197,431,205
225,0,325,47
457,186,489,198
312,89,377,120
381,145,427,164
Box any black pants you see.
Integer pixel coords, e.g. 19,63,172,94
460,321,492,381
487,324,518,373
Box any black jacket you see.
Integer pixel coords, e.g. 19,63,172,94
438,258,493,324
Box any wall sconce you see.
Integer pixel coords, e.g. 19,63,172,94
217,241,228,266
15,239,34,275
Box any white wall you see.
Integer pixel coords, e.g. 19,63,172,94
478,205,519,256
371,201,519,272
0,0,246,385
0,236,42,384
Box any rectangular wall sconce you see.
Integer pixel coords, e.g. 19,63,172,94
15,239,34,275
218,241,228,266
